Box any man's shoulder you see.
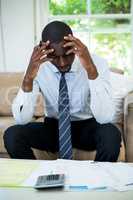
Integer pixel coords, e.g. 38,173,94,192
91,54,109,74
91,54,108,66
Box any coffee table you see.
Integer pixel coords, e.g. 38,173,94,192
0,187,133,200
0,158,133,200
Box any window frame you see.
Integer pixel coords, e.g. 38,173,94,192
35,0,133,74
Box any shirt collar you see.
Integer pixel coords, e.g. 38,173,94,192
48,57,79,74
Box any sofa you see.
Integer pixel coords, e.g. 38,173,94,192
0,71,133,162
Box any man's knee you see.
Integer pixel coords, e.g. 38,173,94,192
4,125,21,141
97,123,121,144
96,123,121,160
3,125,24,154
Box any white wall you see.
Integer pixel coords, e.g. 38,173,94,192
0,0,35,72
0,24,5,71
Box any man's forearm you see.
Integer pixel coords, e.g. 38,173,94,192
22,76,34,92
84,55,98,80
85,63,98,80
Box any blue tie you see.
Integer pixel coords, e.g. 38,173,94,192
58,72,72,159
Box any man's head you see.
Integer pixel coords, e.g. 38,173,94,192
42,21,75,72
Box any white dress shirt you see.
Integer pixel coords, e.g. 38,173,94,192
12,54,115,125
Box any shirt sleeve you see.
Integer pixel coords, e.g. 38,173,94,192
12,80,40,125
89,55,115,124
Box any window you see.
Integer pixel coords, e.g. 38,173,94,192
39,0,132,75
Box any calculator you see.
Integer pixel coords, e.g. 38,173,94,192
34,174,65,189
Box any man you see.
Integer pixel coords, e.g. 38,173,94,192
4,21,121,161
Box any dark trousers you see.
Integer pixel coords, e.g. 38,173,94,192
3,117,121,161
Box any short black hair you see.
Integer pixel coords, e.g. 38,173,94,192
41,21,73,43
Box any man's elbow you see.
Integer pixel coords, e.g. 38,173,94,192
12,103,34,125
96,107,115,124
13,114,32,125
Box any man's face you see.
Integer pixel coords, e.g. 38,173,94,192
48,40,75,72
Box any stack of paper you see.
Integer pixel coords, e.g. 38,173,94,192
0,158,133,191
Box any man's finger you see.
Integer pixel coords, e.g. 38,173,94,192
36,50,53,62
38,41,50,52
44,48,54,55
63,41,75,48
33,54,48,62
64,35,82,47
33,56,53,64
64,34,77,41
39,57,53,65
33,48,54,60
65,48,75,55
32,41,49,58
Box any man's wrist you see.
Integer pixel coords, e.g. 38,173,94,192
22,76,34,92
84,63,98,80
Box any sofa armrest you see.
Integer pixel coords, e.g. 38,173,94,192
124,91,133,162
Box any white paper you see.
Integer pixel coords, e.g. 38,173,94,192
21,160,133,191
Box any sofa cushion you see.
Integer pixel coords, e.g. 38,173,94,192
32,144,125,161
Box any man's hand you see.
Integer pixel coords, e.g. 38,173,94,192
64,34,98,79
22,41,54,92
25,41,54,80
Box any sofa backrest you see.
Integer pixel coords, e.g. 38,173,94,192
0,73,24,116
0,72,45,117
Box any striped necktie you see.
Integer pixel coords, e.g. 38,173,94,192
58,72,72,159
